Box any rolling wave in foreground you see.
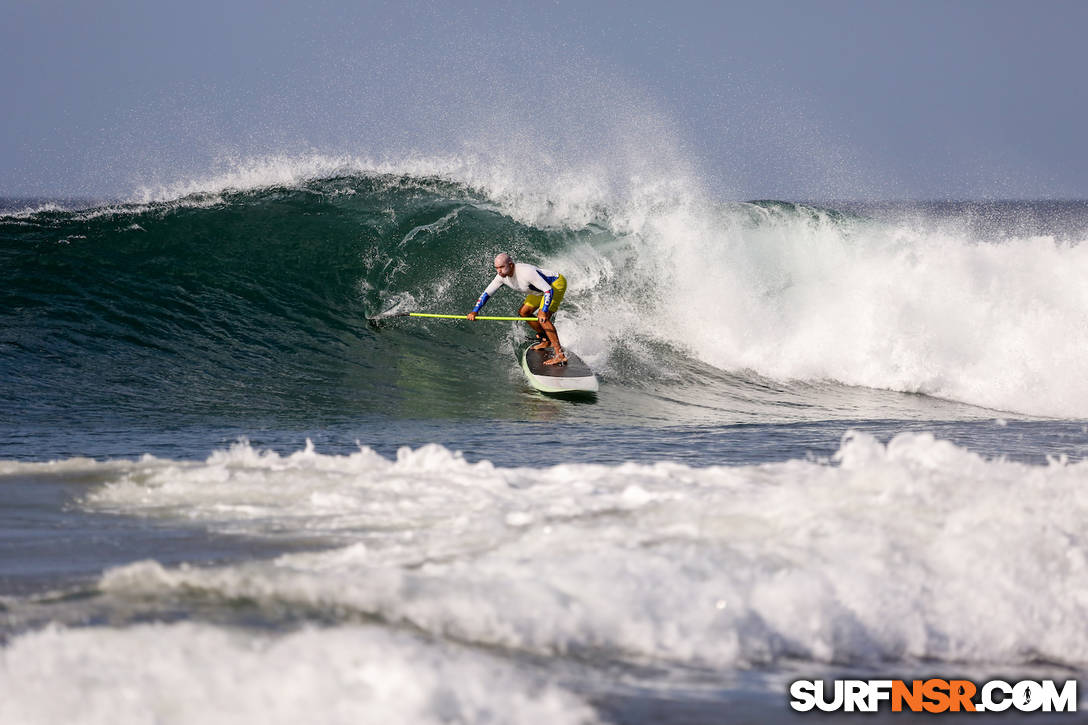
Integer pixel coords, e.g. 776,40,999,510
4,432,1088,723
4,156,1088,723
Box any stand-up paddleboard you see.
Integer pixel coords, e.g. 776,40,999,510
519,344,599,395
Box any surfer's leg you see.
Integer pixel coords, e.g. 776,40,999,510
521,301,550,349
540,312,565,364
538,278,565,359
520,303,543,334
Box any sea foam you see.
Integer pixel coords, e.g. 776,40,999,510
60,435,1088,669
0,623,597,725
550,198,1088,417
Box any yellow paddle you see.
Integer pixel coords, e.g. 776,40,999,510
406,313,535,321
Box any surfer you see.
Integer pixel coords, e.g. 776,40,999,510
468,253,568,365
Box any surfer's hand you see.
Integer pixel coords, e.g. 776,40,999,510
537,309,547,323
467,311,477,321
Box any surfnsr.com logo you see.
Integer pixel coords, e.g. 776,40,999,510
790,679,1077,713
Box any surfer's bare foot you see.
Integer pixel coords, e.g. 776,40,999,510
531,340,551,350
543,352,568,366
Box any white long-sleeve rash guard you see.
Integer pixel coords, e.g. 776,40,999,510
472,263,560,314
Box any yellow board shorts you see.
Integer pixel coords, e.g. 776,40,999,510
523,274,566,313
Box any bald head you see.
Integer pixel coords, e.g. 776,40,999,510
494,252,514,277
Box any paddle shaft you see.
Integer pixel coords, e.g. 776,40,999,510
408,313,536,321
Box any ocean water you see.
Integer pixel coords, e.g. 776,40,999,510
3,159,1088,723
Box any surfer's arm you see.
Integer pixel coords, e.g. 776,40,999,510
470,276,504,317
535,270,555,313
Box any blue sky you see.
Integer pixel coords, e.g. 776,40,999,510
3,0,1086,199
